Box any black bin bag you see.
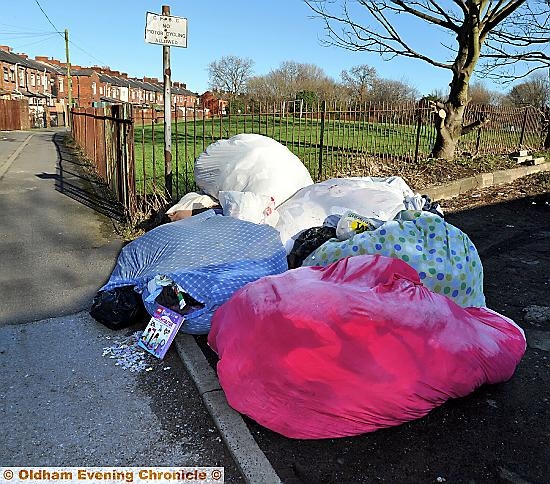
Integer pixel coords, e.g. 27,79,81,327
90,286,146,330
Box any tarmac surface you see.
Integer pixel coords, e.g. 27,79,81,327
2,128,549,483
196,174,550,484
0,129,243,480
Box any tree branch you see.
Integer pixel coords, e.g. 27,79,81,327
389,1,460,32
461,117,491,136
305,0,455,69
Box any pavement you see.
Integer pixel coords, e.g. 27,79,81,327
0,129,243,480
1,128,549,484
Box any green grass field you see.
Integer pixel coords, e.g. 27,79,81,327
134,114,441,198
133,112,542,200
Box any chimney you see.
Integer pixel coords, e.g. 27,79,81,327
18,53,28,59
41,58,62,67
0,45,12,52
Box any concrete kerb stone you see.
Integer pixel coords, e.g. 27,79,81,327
174,334,282,484
174,334,221,395
424,161,550,201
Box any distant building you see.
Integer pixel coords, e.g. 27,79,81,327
0,44,199,125
0,45,61,126
200,91,228,116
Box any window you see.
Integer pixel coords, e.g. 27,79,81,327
59,78,64,92
92,82,96,95
31,73,35,87
3,67,8,81
10,68,15,82
100,86,103,95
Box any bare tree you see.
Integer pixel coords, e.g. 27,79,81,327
305,0,550,159
504,73,550,107
482,1,550,80
208,55,255,99
469,81,498,104
341,64,378,103
246,61,339,102
370,78,419,103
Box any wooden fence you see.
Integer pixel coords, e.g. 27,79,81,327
0,99,31,131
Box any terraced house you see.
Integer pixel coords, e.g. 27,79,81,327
0,45,199,128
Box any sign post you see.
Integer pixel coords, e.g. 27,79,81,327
145,5,188,200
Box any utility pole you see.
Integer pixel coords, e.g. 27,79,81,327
162,4,173,200
65,28,72,128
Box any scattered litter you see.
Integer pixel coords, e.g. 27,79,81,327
436,477,446,483
163,366,171,371
102,331,153,372
506,225,515,228
471,193,481,198
532,201,537,205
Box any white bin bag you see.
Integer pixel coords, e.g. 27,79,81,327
194,133,313,207
275,176,416,252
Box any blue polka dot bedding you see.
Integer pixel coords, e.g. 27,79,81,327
303,210,485,308
101,210,288,334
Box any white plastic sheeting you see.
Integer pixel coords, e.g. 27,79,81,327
219,191,279,226
274,176,419,252
194,133,313,207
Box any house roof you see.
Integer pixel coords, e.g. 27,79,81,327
172,86,197,97
99,96,121,103
98,73,128,87
141,81,162,92
0,49,197,95
0,50,60,74
72,68,96,76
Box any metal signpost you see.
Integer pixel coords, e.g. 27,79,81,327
145,5,188,199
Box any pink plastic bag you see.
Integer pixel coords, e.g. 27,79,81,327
209,255,525,439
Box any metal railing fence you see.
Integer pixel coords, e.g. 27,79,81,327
70,100,548,219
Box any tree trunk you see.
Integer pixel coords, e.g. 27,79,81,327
544,108,550,150
431,103,466,159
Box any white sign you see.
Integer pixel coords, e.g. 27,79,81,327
145,12,188,48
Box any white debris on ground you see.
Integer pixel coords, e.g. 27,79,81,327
102,331,153,372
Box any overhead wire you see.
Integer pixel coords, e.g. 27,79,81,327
0,31,59,36
69,40,109,67
33,0,64,40
33,0,110,67
14,33,60,49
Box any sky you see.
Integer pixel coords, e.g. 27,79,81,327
0,0,517,97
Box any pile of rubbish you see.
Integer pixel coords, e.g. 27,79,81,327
91,133,526,439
